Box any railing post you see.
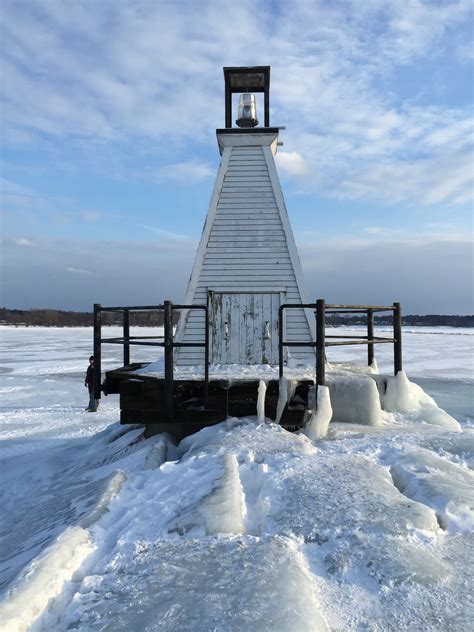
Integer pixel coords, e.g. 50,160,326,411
278,305,284,378
316,299,326,386
163,300,174,419
204,306,209,408
123,310,130,366
393,302,402,375
367,308,374,366
93,303,102,400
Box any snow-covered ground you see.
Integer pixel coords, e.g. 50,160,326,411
0,326,473,631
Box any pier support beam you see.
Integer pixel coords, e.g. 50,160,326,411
367,308,374,366
93,303,102,400
316,299,326,386
393,302,402,375
163,300,174,419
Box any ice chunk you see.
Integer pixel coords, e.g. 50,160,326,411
390,450,474,533
167,453,245,536
303,385,333,440
60,536,329,632
370,358,379,374
274,376,298,424
257,380,267,423
0,526,94,632
382,371,461,431
328,376,382,426
143,433,173,470
79,471,126,528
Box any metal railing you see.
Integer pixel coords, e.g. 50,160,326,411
93,301,209,418
279,300,402,385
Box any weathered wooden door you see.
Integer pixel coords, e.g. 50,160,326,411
210,292,281,364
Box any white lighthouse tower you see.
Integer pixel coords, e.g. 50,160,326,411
176,66,314,366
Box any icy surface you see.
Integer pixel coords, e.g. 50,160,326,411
328,375,382,425
0,326,473,631
303,385,333,440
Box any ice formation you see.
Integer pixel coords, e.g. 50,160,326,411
0,326,472,631
327,375,382,426
257,379,267,423
303,385,333,440
382,370,461,430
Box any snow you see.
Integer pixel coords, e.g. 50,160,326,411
0,326,473,631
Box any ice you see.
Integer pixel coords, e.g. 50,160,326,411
382,371,461,431
257,379,267,423
274,376,297,424
390,449,474,533
327,375,382,425
166,453,246,536
0,326,473,631
61,537,329,632
303,385,333,439
0,526,94,632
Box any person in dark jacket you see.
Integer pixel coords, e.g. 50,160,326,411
85,355,98,412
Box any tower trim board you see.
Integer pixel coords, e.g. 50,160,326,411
262,145,315,339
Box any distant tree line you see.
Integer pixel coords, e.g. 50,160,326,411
1,308,473,328
0,308,180,327
326,314,474,327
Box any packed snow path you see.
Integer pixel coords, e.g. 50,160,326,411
2,420,473,631
0,327,473,631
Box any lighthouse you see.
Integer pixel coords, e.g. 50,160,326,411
96,65,404,439
176,66,314,366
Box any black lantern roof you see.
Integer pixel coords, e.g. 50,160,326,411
223,66,270,128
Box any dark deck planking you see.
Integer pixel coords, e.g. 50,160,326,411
105,365,312,441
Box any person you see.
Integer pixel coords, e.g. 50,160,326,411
85,355,99,412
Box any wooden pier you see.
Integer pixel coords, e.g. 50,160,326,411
94,300,402,440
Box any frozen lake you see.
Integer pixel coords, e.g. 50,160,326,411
0,326,473,631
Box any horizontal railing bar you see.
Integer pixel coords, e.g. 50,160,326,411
281,303,317,309
99,305,165,312
326,335,369,339
173,342,206,348
101,336,164,342
101,339,164,347
99,303,203,313
325,310,369,314
325,304,395,310
325,339,395,346
281,341,317,347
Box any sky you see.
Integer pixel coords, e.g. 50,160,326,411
1,0,473,314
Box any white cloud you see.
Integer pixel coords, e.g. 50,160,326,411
13,237,35,247
298,232,474,314
1,0,473,205
154,161,214,184
276,152,311,177
66,266,92,276
2,232,472,314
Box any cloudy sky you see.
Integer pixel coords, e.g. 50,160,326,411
1,0,473,314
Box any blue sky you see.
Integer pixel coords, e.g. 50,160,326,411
1,0,473,313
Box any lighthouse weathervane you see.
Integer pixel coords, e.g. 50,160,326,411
176,66,314,366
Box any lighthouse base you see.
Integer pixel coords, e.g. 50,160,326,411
104,364,312,441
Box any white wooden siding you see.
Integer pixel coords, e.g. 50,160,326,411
176,135,314,365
